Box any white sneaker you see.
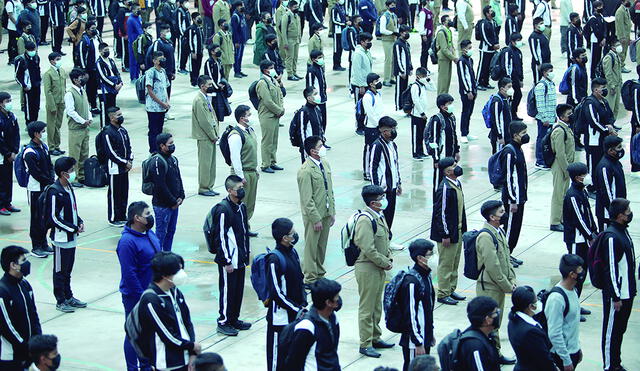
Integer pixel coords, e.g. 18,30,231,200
390,242,406,251
460,136,469,144
467,134,478,140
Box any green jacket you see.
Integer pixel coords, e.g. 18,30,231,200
253,22,269,66
354,207,391,269
213,30,234,65
297,158,336,224
256,75,284,118
476,222,516,293
615,4,632,42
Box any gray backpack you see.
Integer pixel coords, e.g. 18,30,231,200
124,289,155,360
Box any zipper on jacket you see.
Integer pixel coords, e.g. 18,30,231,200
18,284,32,336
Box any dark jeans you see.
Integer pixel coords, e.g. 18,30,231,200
590,42,603,79
395,75,408,111
53,246,76,304
535,119,550,165
108,173,129,223
29,190,47,249
266,323,285,371
0,162,14,208
460,93,475,136
333,33,343,68
154,206,179,251
123,294,152,371
560,25,568,53
420,35,433,70
217,265,245,325
411,115,426,156
40,14,49,42
87,70,99,109
190,54,203,86
234,43,245,73
147,111,166,153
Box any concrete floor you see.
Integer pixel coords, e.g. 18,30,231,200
0,4,638,371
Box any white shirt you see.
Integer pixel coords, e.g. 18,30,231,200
533,0,552,27
64,84,91,124
560,0,573,26
229,125,252,179
6,1,23,31
411,81,429,117
363,90,384,128
456,0,471,30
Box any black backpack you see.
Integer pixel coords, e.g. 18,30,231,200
429,29,442,65
401,83,416,114
541,125,567,167
532,286,570,331
594,52,614,79
95,125,109,166
83,156,108,188
474,21,483,41
203,199,234,254
489,48,507,81
437,328,485,371
219,125,246,166
248,80,260,109
36,184,56,230
124,288,156,361
141,154,167,195
288,107,304,147
462,228,498,281
572,96,591,136
621,79,640,111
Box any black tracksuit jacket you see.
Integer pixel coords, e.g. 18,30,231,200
563,182,598,244
0,111,19,160
430,177,467,243
594,154,626,221
602,222,637,302
266,244,306,326
212,197,250,268
150,153,185,208
502,142,528,204
286,307,341,371
399,264,434,348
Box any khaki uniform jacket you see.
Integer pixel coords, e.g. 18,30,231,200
42,67,67,110
256,75,284,118
477,222,516,293
435,26,455,61
615,5,631,42
191,92,219,141
280,9,301,43
65,19,85,45
550,120,575,175
212,30,234,65
603,51,622,89
213,0,231,31
354,207,391,269
17,34,36,56
308,33,323,64
297,158,336,224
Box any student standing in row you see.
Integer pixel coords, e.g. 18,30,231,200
567,13,584,67
457,296,501,370
350,32,373,135
476,6,499,90
594,136,627,230
584,78,614,185
425,94,459,195
393,25,413,109
586,1,606,79
566,48,588,108
488,78,513,154
533,63,557,170
186,13,205,87
145,52,171,153
410,68,430,158
369,117,402,229
434,15,456,95
306,50,328,133
229,105,259,226
280,1,302,81
192,75,219,197
97,42,123,125
503,33,523,119
529,17,550,84
549,104,575,232
104,107,133,227
64,68,92,188
380,0,399,87
0,93,20,216
231,2,249,78
256,60,286,173
14,41,41,124
456,40,477,143
331,0,347,71
42,52,67,157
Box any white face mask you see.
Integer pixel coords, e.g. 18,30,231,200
583,174,593,186
419,77,429,84
546,71,555,80
465,49,473,57
615,45,623,53
269,69,277,78
170,269,188,286
317,146,327,157
506,87,514,96
66,171,76,183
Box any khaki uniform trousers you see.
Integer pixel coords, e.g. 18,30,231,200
197,140,216,193
285,39,300,76
458,28,472,52
476,285,505,351
222,64,232,80
259,115,280,169
543,27,551,42
621,42,629,69
355,262,386,348
244,170,258,220
550,162,569,225
46,104,65,150
433,0,442,23
437,60,452,95
302,215,332,284
68,128,89,182
606,87,621,119
436,237,462,298
382,39,394,83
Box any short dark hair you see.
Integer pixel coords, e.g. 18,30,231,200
604,135,623,150
482,5,492,15
480,200,503,221
152,50,165,60
234,104,251,122
385,0,395,6
460,39,472,49
358,32,373,43
156,132,172,148
288,0,298,7
310,49,323,60
225,174,243,191
194,352,225,371
559,253,585,278
533,16,543,25
304,135,322,155
260,59,275,72
126,201,149,226
207,43,220,52
556,103,573,118
498,77,512,89
609,198,631,220
436,93,454,108
572,47,586,60
399,25,411,34
197,75,211,87
378,116,397,129
569,11,580,20
311,22,323,32
366,72,380,85
191,11,201,19
0,92,10,103
361,185,384,206
509,32,522,43
1,245,29,272
409,239,434,263
48,52,62,61
540,62,553,74
593,0,603,7
27,121,46,139
510,286,536,313
24,41,36,51
29,334,58,364
99,42,109,50
567,162,588,180
69,67,85,81
265,33,278,43
151,251,184,282
261,11,272,20
467,296,498,327
106,106,120,118
509,120,527,137
159,23,171,32
415,67,428,77
217,18,227,26
408,355,439,371
440,14,449,24
508,4,519,13
303,86,315,99
591,77,607,90
272,217,294,243
54,156,77,176
310,278,341,309
438,156,455,170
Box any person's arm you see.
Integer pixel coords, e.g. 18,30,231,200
532,2,544,18
380,13,393,35
534,82,547,121
605,235,622,301
285,320,317,370
551,127,568,172
492,98,503,139
568,195,595,240
212,205,234,266
353,215,392,268
404,281,425,346
297,167,322,224
601,166,616,205
105,131,128,166
97,59,116,87
505,150,518,203
255,80,284,115
228,132,244,179
116,239,145,295
42,72,55,109
143,296,195,351
368,141,382,185
394,42,405,74
458,60,472,94
478,233,513,292
50,191,80,232
194,97,218,141
411,84,427,116
64,91,87,124
529,328,559,369
309,0,322,24
267,255,302,312
0,294,28,351
529,36,541,64
462,338,493,371
79,39,88,69
480,21,492,45
417,9,426,34
544,292,572,367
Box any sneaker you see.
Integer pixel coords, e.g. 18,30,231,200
67,297,87,308
178,69,189,75
390,242,405,251
31,248,48,258
165,114,175,120
232,320,252,330
217,323,239,336
0,208,10,216
109,220,127,227
56,302,76,313
460,136,469,144
7,205,21,213
535,163,550,170
466,134,478,140
43,245,54,255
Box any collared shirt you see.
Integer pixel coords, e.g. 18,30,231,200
516,311,542,328
64,84,90,124
145,67,170,112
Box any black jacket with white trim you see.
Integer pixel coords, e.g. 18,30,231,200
104,123,132,175
507,311,556,371
47,179,83,243
286,306,341,371
602,222,636,301
458,327,500,371
399,264,434,349
425,111,459,161
266,243,306,327
502,142,528,204
456,54,477,95
528,30,550,65
563,182,597,244
211,197,250,269
392,38,412,76
430,177,467,243
369,136,401,192
593,153,626,221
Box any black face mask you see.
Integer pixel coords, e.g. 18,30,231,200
335,296,343,312
116,116,124,125
491,311,501,329
601,88,609,97
19,260,31,277
375,82,383,90
290,232,299,245
402,33,410,40
167,144,176,153
269,42,278,49
453,166,463,177
567,113,575,123
573,20,581,27
596,7,603,13
626,212,634,224
206,86,215,93
145,215,155,230
365,42,372,49
389,130,398,140
580,56,588,64
50,354,61,371
235,188,246,200
576,270,586,282
519,134,530,144
196,19,203,25
616,148,625,159
222,23,229,31
265,18,272,24
238,7,244,12
135,10,141,15
389,6,396,12
159,58,167,67
215,50,222,57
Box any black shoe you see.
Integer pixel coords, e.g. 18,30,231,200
498,355,516,365
333,66,346,71
389,80,396,85
90,108,101,115
67,297,87,308
355,129,364,136
31,248,48,258
270,165,284,171
43,245,54,255
359,347,381,358
294,74,304,79
109,220,127,227
477,85,487,91
437,296,458,305
450,292,466,301
178,69,189,74
261,167,275,173
198,190,220,196
239,72,248,77
50,149,62,156
39,41,50,46
231,320,252,330
217,324,239,336
382,82,392,87
510,255,523,265
247,231,258,237
56,302,76,313
580,315,587,322
60,52,67,56
581,307,591,315
550,224,564,232
57,149,66,155
7,205,21,213
71,182,84,188
234,73,245,78
372,340,394,349
486,84,495,89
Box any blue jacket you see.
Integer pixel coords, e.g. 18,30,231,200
126,14,143,47
358,0,377,26
231,11,248,44
117,225,161,297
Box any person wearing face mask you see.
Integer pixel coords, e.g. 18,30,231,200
192,75,220,197
230,2,248,78
212,0,231,34
65,7,87,65
507,286,556,370
263,33,285,77
256,59,286,173
126,4,144,80
184,13,205,86
393,25,413,107
396,239,436,370
532,0,552,39
78,21,101,114
306,50,329,130
358,0,378,34
48,0,66,54
41,53,67,157
563,162,598,302
476,6,500,90
89,0,106,32
17,0,41,44
28,334,62,371
175,0,191,75
583,77,615,188
549,104,575,232
138,251,202,370
354,185,393,358
545,254,584,370
145,25,176,98
294,88,326,162
585,0,607,79
97,43,123,125
425,94,460,195
455,0,474,51
528,17,550,84
150,133,185,251
116,201,160,370
502,121,529,267
533,63,557,169
305,0,324,37
331,0,347,70
565,48,588,110
502,33,524,119
280,1,302,79
228,105,259,223
474,200,516,364
297,136,336,285
14,40,41,124
456,296,501,370
361,73,384,179
208,175,252,336
430,157,467,306
254,12,276,66
212,19,234,79
204,43,225,94
593,136,627,230
132,22,153,75
380,0,399,86
599,198,636,371
369,117,402,229
602,39,623,118
0,92,20,216
456,41,477,143
410,67,430,158
286,278,342,370
114,1,132,71
504,5,519,46
144,52,171,153
265,217,307,370
615,0,633,74
630,79,640,175
16,19,36,56
488,77,513,153
47,157,86,313
566,13,584,67
0,245,42,370
5,0,25,64
64,68,92,187
307,23,324,66
350,32,373,134
103,107,133,226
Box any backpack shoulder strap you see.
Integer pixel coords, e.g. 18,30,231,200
271,248,288,272
357,210,377,234
549,286,570,318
